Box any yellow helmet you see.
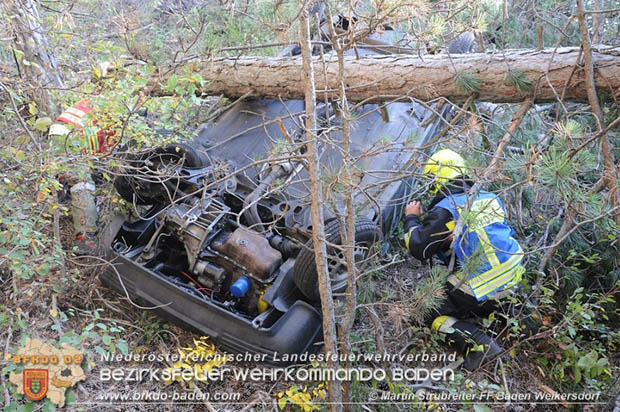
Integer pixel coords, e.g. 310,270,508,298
423,149,467,194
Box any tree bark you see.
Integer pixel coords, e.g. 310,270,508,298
151,46,620,103
3,0,64,112
591,0,604,44
323,5,355,407
299,6,343,410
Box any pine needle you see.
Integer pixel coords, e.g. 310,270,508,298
505,69,533,93
455,71,481,93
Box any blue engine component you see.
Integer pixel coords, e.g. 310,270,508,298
230,276,250,297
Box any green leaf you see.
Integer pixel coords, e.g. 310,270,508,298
101,335,112,345
165,75,178,92
28,102,38,115
278,396,287,410
577,351,597,369
65,388,77,406
16,135,30,144
574,366,581,383
4,362,17,372
6,401,22,412
16,318,27,330
473,405,492,412
94,345,107,357
488,312,495,324
12,48,24,59
117,339,129,355
42,399,56,412
34,117,53,131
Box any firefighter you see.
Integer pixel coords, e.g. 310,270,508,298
49,98,116,253
404,149,526,371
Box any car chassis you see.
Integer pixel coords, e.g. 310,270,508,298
100,23,470,364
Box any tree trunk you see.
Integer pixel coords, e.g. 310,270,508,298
299,6,343,411
3,0,64,112
151,46,620,103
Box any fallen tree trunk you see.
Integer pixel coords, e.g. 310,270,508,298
151,46,620,103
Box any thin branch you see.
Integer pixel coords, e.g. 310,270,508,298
536,177,607,274
299,4,343,410
568,114,620,160
583,8,620,14
0,80,41,151
576,0,620,228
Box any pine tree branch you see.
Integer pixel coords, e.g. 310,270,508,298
568,114,620,160
576,0,620,228
536,2,620,286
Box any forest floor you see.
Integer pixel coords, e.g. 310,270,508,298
3,208,589,412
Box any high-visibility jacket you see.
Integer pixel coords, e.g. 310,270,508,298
48,99,115,154
434,191,524,301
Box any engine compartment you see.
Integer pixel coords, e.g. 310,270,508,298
111,164,309,327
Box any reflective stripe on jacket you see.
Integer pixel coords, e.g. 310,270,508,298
57,99,91,127
435,191,524,301
48,99,113,154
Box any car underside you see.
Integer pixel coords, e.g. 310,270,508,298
100,21,472,364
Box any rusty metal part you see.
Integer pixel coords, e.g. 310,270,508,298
194,260,227,288
162,196,229,270
212,228,282,280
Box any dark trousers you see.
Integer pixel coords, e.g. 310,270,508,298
423,283,540,337
423,283,502,326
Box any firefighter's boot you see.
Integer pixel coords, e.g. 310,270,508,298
432,316,503,371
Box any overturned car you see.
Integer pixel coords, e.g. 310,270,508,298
101,27,472,363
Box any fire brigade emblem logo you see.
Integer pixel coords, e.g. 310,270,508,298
9,338,85,407
23,369,49,401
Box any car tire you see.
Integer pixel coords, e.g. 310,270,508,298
292,217,381,302
152,142,207,168
114,142,206,204
448,32,475,54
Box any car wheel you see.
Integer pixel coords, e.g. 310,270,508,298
292,217,381,302
151,142,207,169
114,142,206,205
